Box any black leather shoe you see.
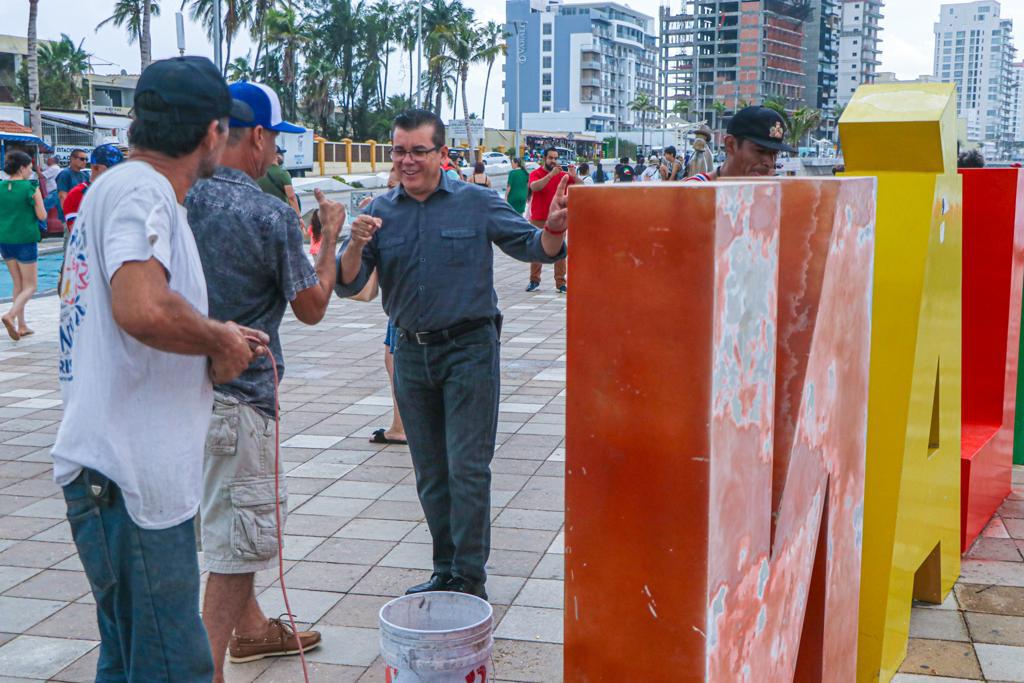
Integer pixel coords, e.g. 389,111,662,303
405,572,452,595
446,575,488,601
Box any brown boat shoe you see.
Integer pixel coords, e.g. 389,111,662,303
228,616,322,663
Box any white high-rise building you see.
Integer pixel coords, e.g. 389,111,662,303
933,1,1017,160
838,0,885,105
1012,62,1024,151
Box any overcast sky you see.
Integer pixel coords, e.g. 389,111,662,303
6,0,1023,128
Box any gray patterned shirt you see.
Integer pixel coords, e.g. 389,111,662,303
334,171,566,332
186,166,318,417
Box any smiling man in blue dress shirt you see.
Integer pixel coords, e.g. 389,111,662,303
335,109,569,599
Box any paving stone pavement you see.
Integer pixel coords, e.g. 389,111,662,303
0,251,1022,681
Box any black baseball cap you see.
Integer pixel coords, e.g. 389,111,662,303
133,56,253,125
727,106,796,153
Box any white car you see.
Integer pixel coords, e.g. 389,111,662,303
481,152,511,167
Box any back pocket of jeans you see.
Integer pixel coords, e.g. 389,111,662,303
228,478,284,562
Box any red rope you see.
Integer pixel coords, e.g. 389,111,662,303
257,340,310,682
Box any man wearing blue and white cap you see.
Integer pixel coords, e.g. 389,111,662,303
185,80,346,679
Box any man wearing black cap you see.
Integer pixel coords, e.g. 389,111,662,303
187,80,345,680
685,105,796,181
51,57,267,681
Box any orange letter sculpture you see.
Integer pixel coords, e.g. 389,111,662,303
565,177,875,680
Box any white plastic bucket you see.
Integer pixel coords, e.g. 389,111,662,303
379,591,494,682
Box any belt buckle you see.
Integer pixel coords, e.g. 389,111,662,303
414,331,430,345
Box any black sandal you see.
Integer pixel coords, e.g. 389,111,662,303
369,428,407,445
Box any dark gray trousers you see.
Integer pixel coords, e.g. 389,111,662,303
393,321,500,583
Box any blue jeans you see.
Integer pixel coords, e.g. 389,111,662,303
393,320,501,584
63,469,214,682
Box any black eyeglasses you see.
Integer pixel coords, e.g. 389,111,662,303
72,156,88,162
390,146,440,162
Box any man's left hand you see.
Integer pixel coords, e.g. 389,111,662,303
546,175,570,234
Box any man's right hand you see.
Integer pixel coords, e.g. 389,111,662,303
314,188,345,240
350,215,382,249
210,322,266,384
547,164,560,178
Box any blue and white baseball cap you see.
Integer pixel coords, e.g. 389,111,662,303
228,82,305,133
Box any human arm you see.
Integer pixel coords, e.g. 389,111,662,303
488,176,567,263
284,184,302,221
290,189,344,324
110,258,267,383
32,187,45,221
335,214,381,295
528,165,559,192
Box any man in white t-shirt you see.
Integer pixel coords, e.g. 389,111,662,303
51,56,267,682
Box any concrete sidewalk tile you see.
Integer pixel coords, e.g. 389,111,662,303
256,587,341,624
0,635,95,679
491,640,563,682
0,595,66,632
965,612,1024,647
320,594,393,629
3,568,90,602
27,602,100,640
306,538,396,566
909,606,969,641
494,606,563,643
897,638,982,679
975,643,1024,681
335,518,417,542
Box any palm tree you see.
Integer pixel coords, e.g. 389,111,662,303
711,100,727,136
27,0,41,137
629,92,657,154
264,4,306,119
226,54,254,81
671,99,692,121
181,0,253,75
302,56,338,136
477,21,506,126
250,0,277,71
398,4,419,104
97,0,161,72
370,0,399,108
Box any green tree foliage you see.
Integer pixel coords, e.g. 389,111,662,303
19,33,89,110
97,1,161,71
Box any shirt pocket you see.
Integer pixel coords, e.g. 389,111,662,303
440,228,477,265
377,234,408,276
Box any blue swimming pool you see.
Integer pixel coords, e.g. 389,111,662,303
0,251,64,301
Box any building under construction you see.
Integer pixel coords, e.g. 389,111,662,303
660,1,823,135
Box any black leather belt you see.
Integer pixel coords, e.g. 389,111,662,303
400,317,494,346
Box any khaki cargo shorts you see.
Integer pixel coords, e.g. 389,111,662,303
201,391,288,574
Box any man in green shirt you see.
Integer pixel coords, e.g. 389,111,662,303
505,156,529,215
257,146,303,222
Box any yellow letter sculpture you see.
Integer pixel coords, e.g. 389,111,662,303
840,83,963,682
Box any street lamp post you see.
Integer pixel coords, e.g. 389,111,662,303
416,0,423,107
212,0,223,72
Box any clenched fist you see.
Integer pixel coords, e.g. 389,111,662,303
350,215,383,248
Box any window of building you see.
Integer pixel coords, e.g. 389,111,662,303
543,23,552,35
543,39,552,52
543,73,551,85
543,90,552,102
543,56,552,68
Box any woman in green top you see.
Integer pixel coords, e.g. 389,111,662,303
0,151,46,341
505,157,529,216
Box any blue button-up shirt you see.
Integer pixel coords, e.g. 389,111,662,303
335,172,567,332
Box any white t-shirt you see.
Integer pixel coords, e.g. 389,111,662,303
42,164,61,186
52,160,213,530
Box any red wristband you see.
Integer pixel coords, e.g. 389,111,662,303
544,224,567,235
